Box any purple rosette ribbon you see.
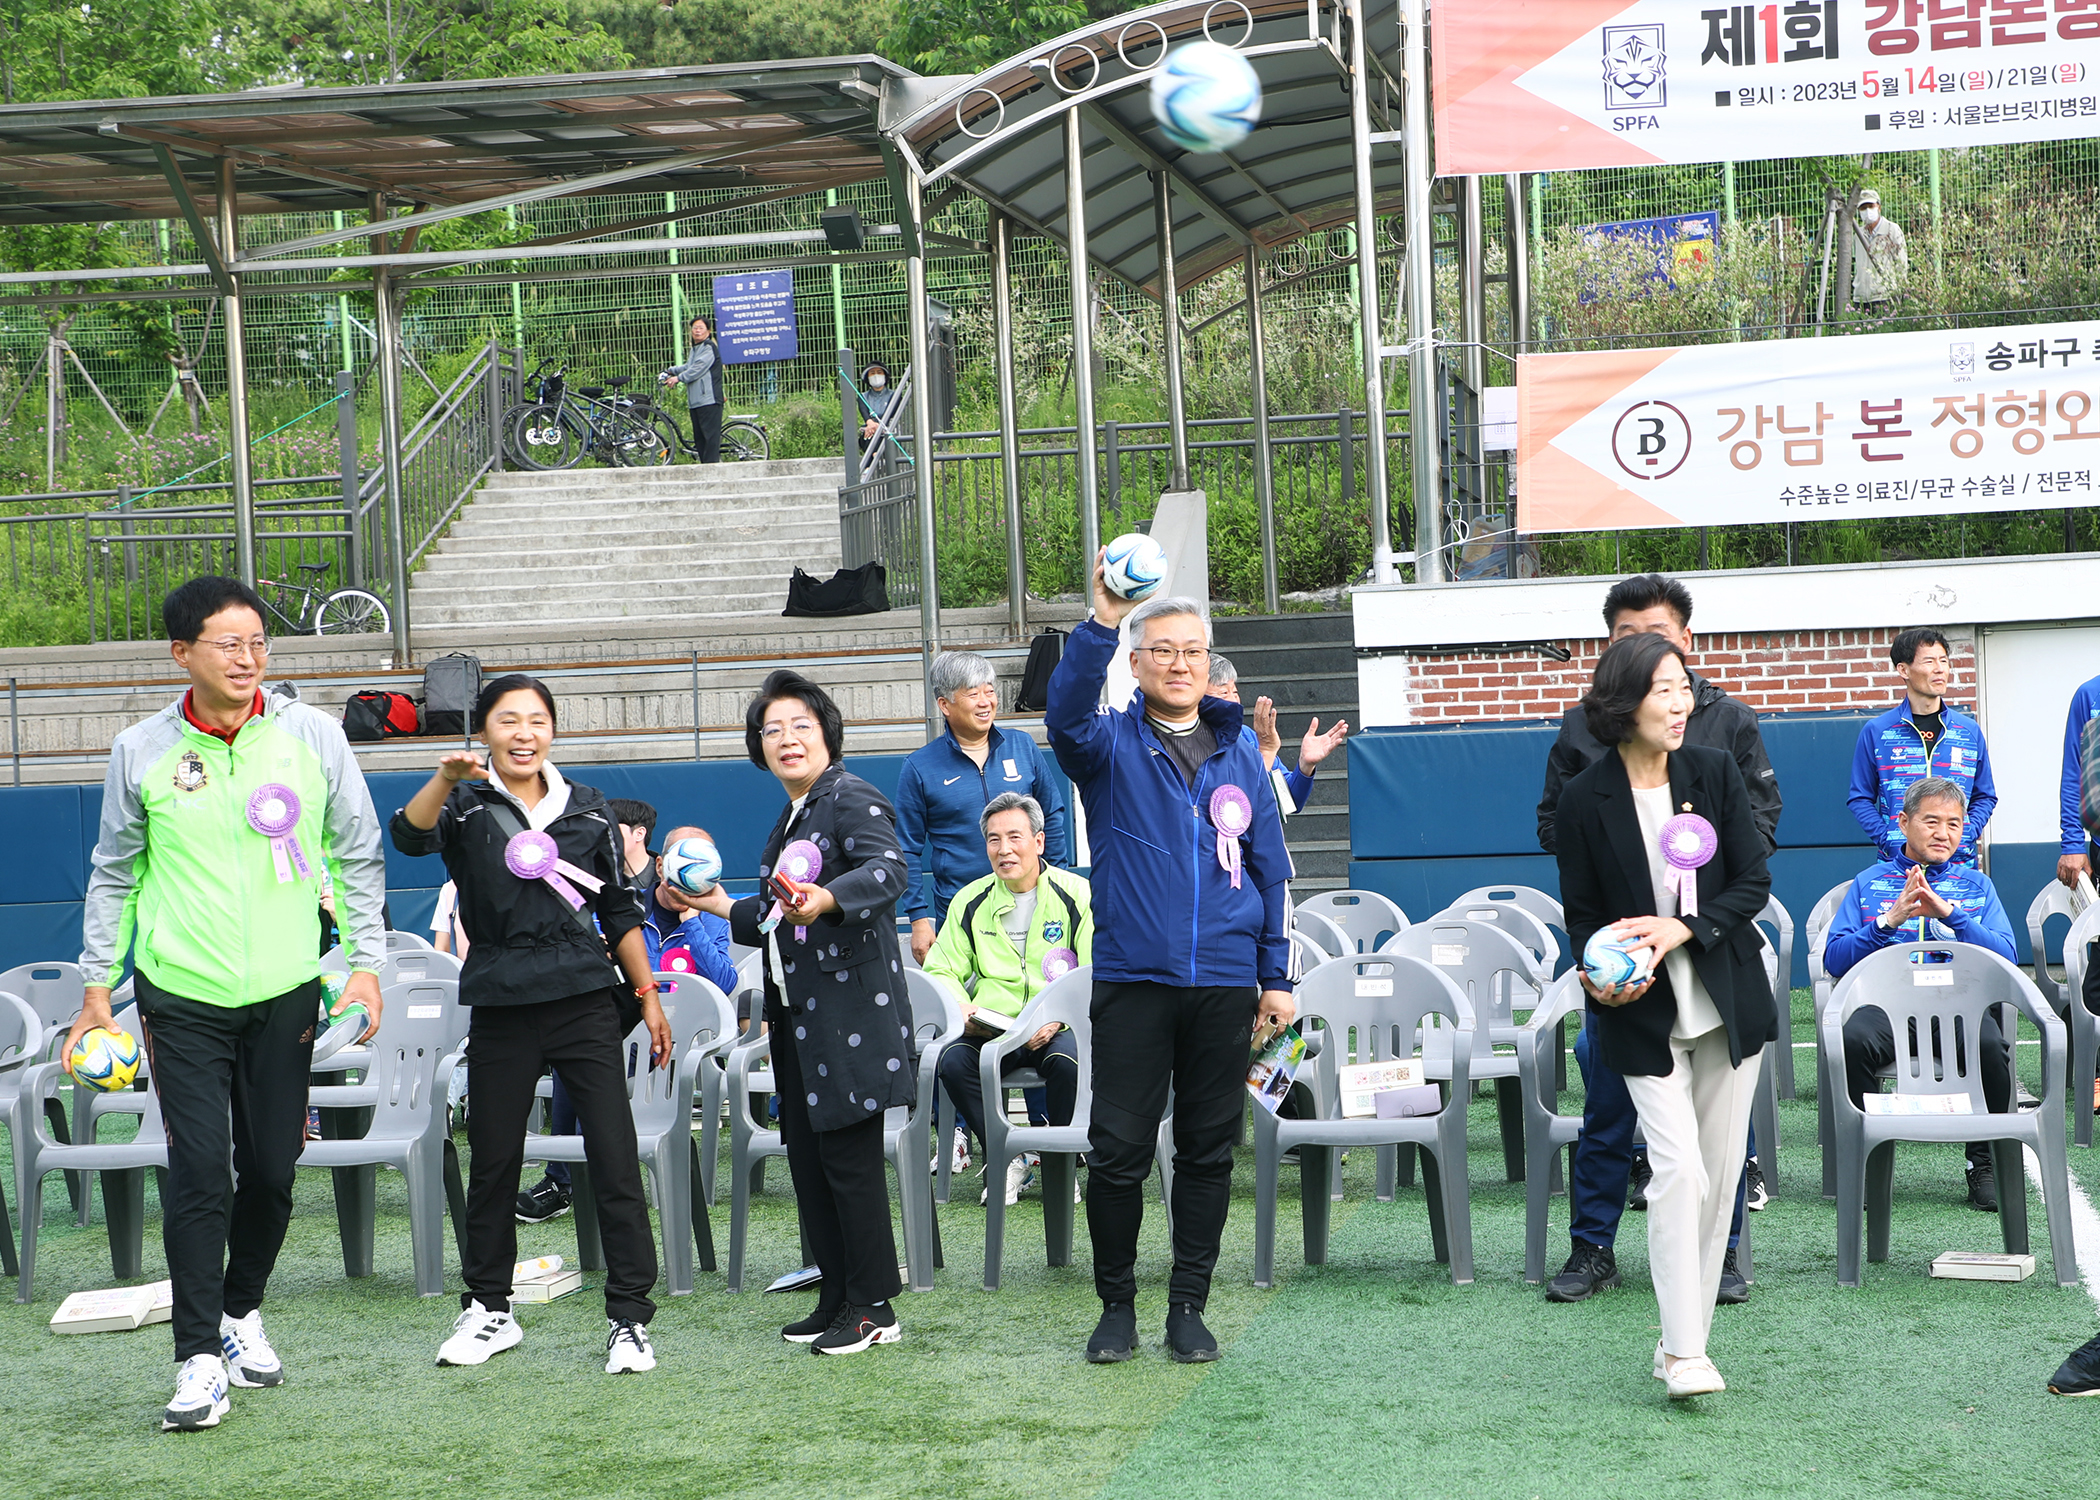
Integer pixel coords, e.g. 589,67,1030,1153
1659,812,1718,919
503,829,604,912
1209,784,1253,890
765,838,825,941
1041,947,1079,983
246,784,312,884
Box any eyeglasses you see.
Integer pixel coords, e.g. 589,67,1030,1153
760,717,820,744
191,635,271,661
1141,645,1210,667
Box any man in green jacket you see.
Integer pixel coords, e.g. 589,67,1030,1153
65,576,388,1433
924,793,1090,1207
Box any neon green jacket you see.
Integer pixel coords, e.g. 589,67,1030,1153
81,693,387,1006
921,866,1092,1019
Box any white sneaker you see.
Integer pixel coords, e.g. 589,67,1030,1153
436,1300,521,1367
980,1152,1032,1206
605,1318,657,1374
931,1132,971,1176
219,1310,284,1388
163,1354,231,1431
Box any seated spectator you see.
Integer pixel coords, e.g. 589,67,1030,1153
924,793,1090,1207
639,825,740,999
1828,776,2017,1214
1206,652,1346,815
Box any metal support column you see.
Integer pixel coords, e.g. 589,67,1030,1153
1153,173,1190,493
1350,0,1399,583
1504,175,1530,356
336,369,361,587
1400,0,1443,581
1065,109,1103,574
218,160,257,587
373,264,413,667
1246,247,1279,613
904,171,943,736
991,214,1027,636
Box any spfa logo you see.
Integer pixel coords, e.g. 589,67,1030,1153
1602,25,1667,110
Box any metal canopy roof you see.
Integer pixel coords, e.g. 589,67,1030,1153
0,57,919,228
887,0,1405,296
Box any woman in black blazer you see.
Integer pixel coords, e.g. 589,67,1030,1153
1555,632,1773,1400
689,669,914,1355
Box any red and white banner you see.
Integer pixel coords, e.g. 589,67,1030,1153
1433,0,2100,176
1515,320,2100,532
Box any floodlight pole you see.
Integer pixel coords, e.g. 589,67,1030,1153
904,170,943,737
1153,173,1190,493
218,160,257,588
1400,0,1444,582
1245,247,1279,614
373,253,413,668
991,213,1027,636
1348,0,1398,585
1065,108,1102,576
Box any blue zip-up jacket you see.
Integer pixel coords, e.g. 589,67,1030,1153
1824,853,2016,978
1047,617,1294,993
1846,698,1996,864
896,721,1070,924
1236,725,1315,812
639,888,739,996
2061,674,2100,856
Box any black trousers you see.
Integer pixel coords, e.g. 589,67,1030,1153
1843,1004,2011,1166
1087,979,1257,1309
689,402,722,463
137,972,316,1361
463,992,657,1323
938,1026,1080,1149
769,1003,901,1310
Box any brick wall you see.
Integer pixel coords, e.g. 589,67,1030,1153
1393,627,1978,724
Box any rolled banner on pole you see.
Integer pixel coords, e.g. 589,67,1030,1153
246,783,312,884
1658,812,1718,919
1042,946,1079,983
775,839,825,943
1209,784,1253,890
504,829,604,912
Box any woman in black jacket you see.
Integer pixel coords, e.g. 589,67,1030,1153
392,674,671,1376
1554,632,1772,1400
688,669,913,1355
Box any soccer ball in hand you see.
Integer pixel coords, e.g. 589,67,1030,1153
663,836,723,896
1582,928,1655,991
1102,532,1169,602
69,1025,142,1093
1148,41,1263,154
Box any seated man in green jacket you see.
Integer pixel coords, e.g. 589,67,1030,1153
925,792,1091,1207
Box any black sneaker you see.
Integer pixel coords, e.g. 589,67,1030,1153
1744,1156,1769,1212
1715,1247,1750,1305
811,1301,900,1356
1965,1156,2000,1214
1087,1301,1137,1364
1545,1242,1620,1303
1628,1147,1653,1212
2049,1332,2100,1395
781,1300,842,1344
514,1177,572,1224
1165,1302,1219,1364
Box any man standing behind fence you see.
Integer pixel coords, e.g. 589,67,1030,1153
1047,562,1294,1366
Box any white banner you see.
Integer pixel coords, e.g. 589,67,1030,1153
1435,0,2100,176
1516,319,2100,532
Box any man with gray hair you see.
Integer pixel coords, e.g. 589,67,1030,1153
1048,560,1294,1366
1206,652,1348,815
1826,776,2017,1213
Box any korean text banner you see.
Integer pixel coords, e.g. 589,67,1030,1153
1433,0,2100,176
712,269,798,365
1515,320,2100,532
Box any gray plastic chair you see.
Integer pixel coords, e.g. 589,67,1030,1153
0,989,42,1276
296,982,461,1296
1251,954,1476,1287
520,975,737,1296
1749,933,1783,1194
314,947,463,1085
1449,885,1572,1090
2059,905,2100,1148
1805,880,1852,1198
1294,889,1410,953
697,951,766,1209
2026,879,2083,1014
1754,893,1800,1098
0,962,91,1218
977,965,1095,1291
1294,909,1352,960
1822,942,2075,1287
1517,972,1586,1285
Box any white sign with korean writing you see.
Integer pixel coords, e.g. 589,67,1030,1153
1516,318,2100,532
1435,0,2100,176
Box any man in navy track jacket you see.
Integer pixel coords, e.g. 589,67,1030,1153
1047,560,1294,1367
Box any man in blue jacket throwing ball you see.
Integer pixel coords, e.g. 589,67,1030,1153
1047,556,1296,1366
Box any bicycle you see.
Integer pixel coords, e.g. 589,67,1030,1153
258,562,391,636
509,368,672,471
647,375,772,462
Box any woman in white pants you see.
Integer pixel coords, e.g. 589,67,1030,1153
1553,632,1775,1398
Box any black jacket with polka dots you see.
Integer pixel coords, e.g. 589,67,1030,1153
730,764,915,1133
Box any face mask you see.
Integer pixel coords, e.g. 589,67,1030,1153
1861,206,1880,224
868,372,887,390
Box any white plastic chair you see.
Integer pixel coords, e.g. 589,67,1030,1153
1294,890,1411,954
2026,878,2084,1014
977,966,1093,1291
1294,910,1352,960
1754,893,1800,1099
1806,879,1853,1198
697,951,767,1208
2059,904,2100,1148
1517,973,1586,1285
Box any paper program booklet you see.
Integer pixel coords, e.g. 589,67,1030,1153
1247,1026,1306,1115
512,1256,584,1303
50,1280,172,1334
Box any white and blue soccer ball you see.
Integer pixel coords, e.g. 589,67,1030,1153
1582,927,1655,990
663,836,723,896
1102,532,1169,602
68,1025,142,1093
1148,40,1263,154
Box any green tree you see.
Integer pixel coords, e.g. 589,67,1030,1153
881,0,1091,76
237,0,630,86
574,0,895,68
0,0,260,103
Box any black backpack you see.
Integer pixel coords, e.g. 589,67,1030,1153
783,562,889,617
422,653,482,741
1014,627,1067,712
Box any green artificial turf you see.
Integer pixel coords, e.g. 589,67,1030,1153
3,1001,2096,1500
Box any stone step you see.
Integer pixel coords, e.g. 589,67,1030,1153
457,483,840,509
414,543,842,579
483,457,839,488
1212,611,1355,648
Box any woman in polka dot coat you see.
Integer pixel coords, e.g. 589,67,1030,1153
689,669,913,1351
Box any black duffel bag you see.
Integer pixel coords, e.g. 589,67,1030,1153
783,562,889,617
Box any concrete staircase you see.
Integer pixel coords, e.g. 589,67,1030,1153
407,458,846,629
1211,612,1359,896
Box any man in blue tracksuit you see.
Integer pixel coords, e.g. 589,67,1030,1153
1828,776,2017,1213
2059,673,2100,1094
899,650,1070,964
1048,566,1295,1366
1847,627,1996,866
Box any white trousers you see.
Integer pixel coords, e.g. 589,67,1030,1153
1621,1026,1757,1360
